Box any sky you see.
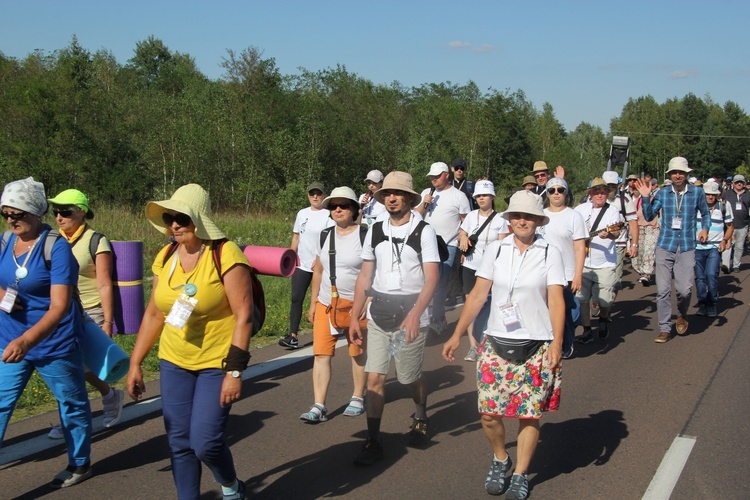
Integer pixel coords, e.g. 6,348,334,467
1,0,748,133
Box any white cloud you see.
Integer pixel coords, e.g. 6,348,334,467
669,69,697,79
448,41,472,49
447,41,499,53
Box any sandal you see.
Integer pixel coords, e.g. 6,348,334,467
343,396,365,417
299,403,328,423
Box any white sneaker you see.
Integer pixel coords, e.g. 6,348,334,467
48,424,64,439
102,389,124,428
464,346,479,362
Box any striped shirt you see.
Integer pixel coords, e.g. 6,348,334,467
642,184,710,252
696,202,733,250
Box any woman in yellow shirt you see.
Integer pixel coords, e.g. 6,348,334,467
127,184,253,500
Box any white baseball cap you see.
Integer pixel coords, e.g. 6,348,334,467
365,170,384,183
426,162,450,176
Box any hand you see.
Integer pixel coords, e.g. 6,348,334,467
423,193,434,208
442,334,462,362
598,230,609,239
220,374,242,407
349,318,364,346
307,306,315,324
400,310,421,344
127,365,146,401
554,165,566,179
629,243,639,258
634,179,653,198
546,343,562,370
697,229,708,243
719,240,727,252
102,321,113,337
1,336,31,363
458,237,469,252
570,276,582,293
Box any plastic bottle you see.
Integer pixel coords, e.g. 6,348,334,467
387,328,408,358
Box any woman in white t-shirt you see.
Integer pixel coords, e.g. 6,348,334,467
457,180,509,361
443,190,565,499
300,187,367,423
279,182,334,349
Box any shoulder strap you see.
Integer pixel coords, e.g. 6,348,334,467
371,221,385,250
359,225,367,245
328,229,337,287
1,229,11,252
406,220,427,252
89,231,104,262
211,239,228,283
162,241,180,266
42,229,61,270
320,226,334,248
472,211,497,238
590,203,611,234
619,193,627,219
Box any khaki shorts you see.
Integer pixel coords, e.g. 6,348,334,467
312,300,365,357
365,320,427,385
576,266,617,307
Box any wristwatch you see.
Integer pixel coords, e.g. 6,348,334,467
229,370,242,378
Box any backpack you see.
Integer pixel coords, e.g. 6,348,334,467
370,220,449,263
162,239,266,336
319,225,368,248
1,228,62,269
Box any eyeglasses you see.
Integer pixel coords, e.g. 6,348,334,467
328,202,353,211
2,211,27,221
53,208,75,218
534,172,548,179
162,212,192,227
546,187,566,195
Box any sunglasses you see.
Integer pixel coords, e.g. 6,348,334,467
546,187,566,195
308,190,324,197
328,202,353,211
162,212,192,227
53,208,75,218
453,166,466,171
2,211,27,221
534,172,548,178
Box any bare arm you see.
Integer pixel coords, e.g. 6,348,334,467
308,257,323,323
571,239,586,293
401,261,439,343
220,264,254,407
349,260,375,346
546,284,565,369
290,232,300,253
95,251,115,336
127,276,166,401
443,276,492,362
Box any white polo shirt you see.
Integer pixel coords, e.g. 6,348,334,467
539,207,588,282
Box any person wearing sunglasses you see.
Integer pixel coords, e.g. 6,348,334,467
279,182,334,349
127,184,253,499
43,189,123,440
530,161,568,204
451,157,476,210
300,187,367,423
0,178,93,488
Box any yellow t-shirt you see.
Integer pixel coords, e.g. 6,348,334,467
153,241,249,370
69,227,112,309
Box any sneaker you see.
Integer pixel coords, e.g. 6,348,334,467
353,438,384,466
576,329,594,345
223,480,246,500
485,455,513,495
639,275,651,286
591,302,600,318
343,396,365,417
708,305,718,318
464,346,479,362
505,473,530,500
675,316,689,335
654,331,672,343
48,424,64,440
408,417,429,446
300,404,328,423
697,304,707,316
597,321,609,340
562,344,574,359
278,334,299,349
49,464,93,489
429,318,448,335
102,389,124,428
721,264,730,275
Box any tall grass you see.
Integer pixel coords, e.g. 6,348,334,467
13,206,304,422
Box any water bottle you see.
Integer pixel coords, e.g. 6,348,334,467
387,328,407,358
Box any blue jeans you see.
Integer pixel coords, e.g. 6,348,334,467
160,360,236,500
0,349,91,466
432,245,458,323
695,247,720,306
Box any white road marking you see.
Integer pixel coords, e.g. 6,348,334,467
642,435,697,500
0,338,347,466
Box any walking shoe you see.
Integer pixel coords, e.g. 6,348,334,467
505,473,530,500
429,318,448,335
654,331,672,343
343,396,365,417
576,329,594,345
223,480,246,500
597,321,609,340
48,424,64,440
485,455,512,495
639,275,651,286
300,404,328,423
353,438,384,466
102,389,124,428
49,464,93,489
721,264,730,274
408,417,429,446
464,345,479,362
675,316,689,335
562,344,574,359
697,304,707,316
708,305,718,318
278,334,299,349
591,302,600,318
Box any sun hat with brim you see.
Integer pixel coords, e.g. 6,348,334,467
703,181,720,195
473,180,496,198
323,186,359,208
373,171,421,207
665,156,692,174
588,178,609,192
145,184,225,241
626,174,639,180
49,189,94,219
522,175,537,187
502,190,549,226
532,160,549,173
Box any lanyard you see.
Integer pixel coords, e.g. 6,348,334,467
672,186,686,214
12,236,40,282
387,216,413,267
167,243,206,292
505,240,529,303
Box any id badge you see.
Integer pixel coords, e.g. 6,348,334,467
165,293,198,329
737,202,743,212
0,285,18,313
671,217,682,230
498,302,521,327
386,271,401,291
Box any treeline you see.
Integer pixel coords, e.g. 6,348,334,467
1,36,748,211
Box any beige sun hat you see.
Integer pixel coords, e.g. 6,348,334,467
522,175,537,187
501,190,549,226
703,181,720,195
588,177,609,192
322,186,359,208
532,160,549,173
145,184,226,240
373,171,422,207
665,156,692,174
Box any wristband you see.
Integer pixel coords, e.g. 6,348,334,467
222,345,251,373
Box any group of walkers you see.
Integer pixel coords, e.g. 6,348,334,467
1,152,746,499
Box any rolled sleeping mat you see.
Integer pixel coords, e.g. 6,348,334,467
111,241,144,283
82,316,130,384
242,246,298,277
113,283,145,335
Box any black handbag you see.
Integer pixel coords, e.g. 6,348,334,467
462,211,497,256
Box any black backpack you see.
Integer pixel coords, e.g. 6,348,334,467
370,220,450,263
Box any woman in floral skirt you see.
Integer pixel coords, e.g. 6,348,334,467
443,190,565,499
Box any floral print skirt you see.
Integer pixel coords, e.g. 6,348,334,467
477,337,562,419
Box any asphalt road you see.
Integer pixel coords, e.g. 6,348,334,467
2,262,750,499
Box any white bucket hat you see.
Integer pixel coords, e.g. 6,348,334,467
666,156,692,174
473,180,496,198
602,171,619,185
322,186,359,208
502,190,549,226
703,181,720,195
146,184,226,240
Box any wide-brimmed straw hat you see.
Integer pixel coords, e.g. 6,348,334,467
373,171,422,207
588,178,609,192
502,190,549,226
532,160,549,173
322,186,359,208
522,175,537,187
145,184,225,240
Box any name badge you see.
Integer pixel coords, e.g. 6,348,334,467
165,293,198,329
671,217,682,230
498,302,521,327
385,270,401,291
0,285,18,313
737,202,743,212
